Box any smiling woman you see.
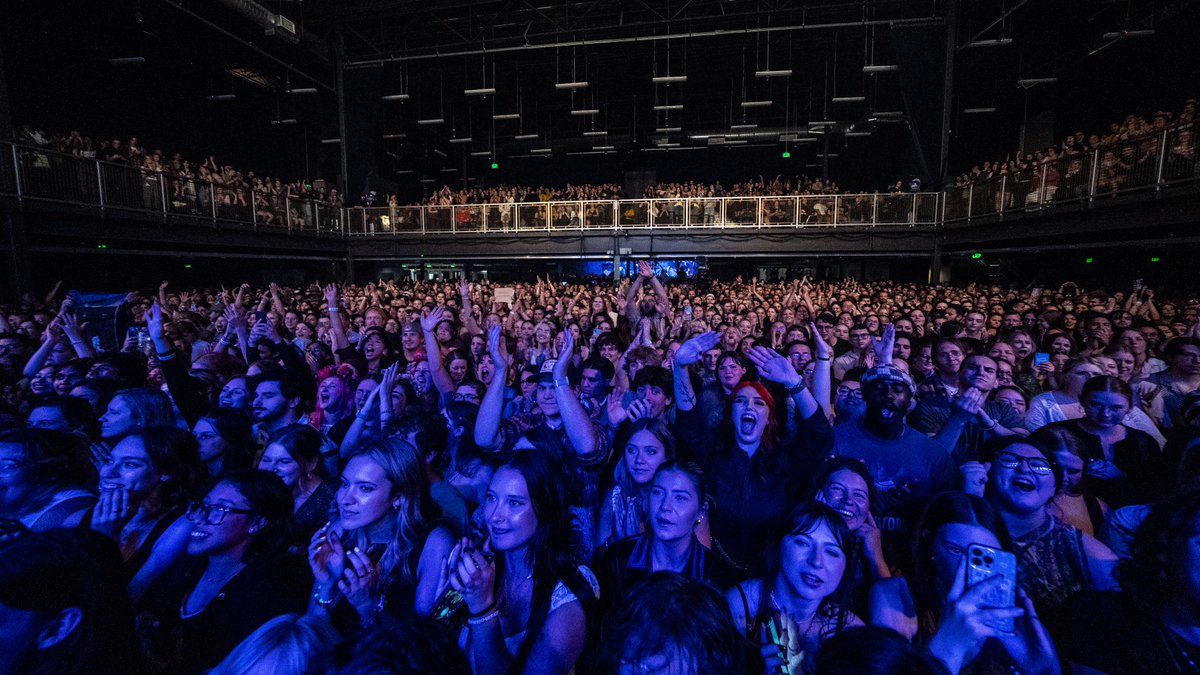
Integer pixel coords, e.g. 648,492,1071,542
136,470,305,672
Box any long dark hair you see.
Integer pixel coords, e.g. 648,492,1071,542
125,425,209,512
197,408,256,473
910,492,1012,641
494,451,596,669
753,501,857,638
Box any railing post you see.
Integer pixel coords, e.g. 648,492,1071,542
95,161,105,209
286,194,292,231
11,145,24,198
1155,128,1169,190
1036,165,1048,209
649,200,655,230
315,204,321,236
251,192,258,227
1088,149,1100,202
420,206,426,234
482,205,489,233
965,183,973,220
158,173,168,218
833,196,840,227
871,194,879,226
998,175,1007,215
719,198,726,228
210,184,218,222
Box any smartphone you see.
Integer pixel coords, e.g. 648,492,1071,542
1033,352,1050,366
684,306,693,317
966,543,1017,633
255,310,268,322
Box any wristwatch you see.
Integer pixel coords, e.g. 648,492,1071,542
784,379,806,397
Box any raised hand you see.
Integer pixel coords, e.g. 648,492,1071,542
487,325,509,370
928,557,1026,673
673,331,720,368
955,387,986,418
323,283,339,308
871,323,896,365
808,323,832,361
552,330,574,381
421,306,447,334
746,345,801,387
146,303,165,343
60,311,82,341
606,388,629,426
637,260,655,278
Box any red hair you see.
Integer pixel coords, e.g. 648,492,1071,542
723,380,781,452
309,365,359,430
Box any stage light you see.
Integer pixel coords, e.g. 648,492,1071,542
555,81,589,90
862,65,899,73
755,69,792,78
652,75,688,83
382,94,410,101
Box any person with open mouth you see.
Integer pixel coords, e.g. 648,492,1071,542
985,434,1120,621
671,333,833,574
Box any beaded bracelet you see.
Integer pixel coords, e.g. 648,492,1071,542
312,589,336,608
467,608,501,626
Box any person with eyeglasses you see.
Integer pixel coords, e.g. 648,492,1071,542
870,492,1058,675
984,434,1119,625
138,469,304,672
833,378,866,425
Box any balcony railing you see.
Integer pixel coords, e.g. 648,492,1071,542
942,121,1200,222
0,142,342,235
342,192,943,235
3,125,1198,237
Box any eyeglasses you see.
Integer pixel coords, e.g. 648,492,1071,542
836,386,863,398
186,501,255,526
994,452,1054,476
787,352,809,360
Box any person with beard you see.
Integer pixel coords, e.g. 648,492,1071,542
624,261,671,340
909,354,1026,464
832,364,957,571
671,333,832,575
249,371,309,444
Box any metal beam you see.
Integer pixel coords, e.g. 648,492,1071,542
345,15,941,66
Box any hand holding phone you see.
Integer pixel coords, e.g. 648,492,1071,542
966,543,1017,633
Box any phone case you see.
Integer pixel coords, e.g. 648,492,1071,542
966,543,1017,633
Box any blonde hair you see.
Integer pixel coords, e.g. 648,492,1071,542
209,614,338,675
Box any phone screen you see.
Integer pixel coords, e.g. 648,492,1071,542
1034,352,1050,366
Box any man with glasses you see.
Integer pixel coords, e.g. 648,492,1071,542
833,324,875,380
834,376,865,424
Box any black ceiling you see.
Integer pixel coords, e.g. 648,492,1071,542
5,0,1196,195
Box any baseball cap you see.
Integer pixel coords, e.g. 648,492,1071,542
860,363,915,394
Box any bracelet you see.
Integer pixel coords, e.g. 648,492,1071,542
328,307,339,313
553,377,571,389
313,589,336,608
784,379,806,397
983,418,997,430
815,356,832,362
468,608,501,626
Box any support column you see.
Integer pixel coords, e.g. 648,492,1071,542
929,239,947,285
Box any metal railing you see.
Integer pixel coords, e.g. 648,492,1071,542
4,125,1198,238
0,141,342,235
342,192,943,235
942,121,1200,222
